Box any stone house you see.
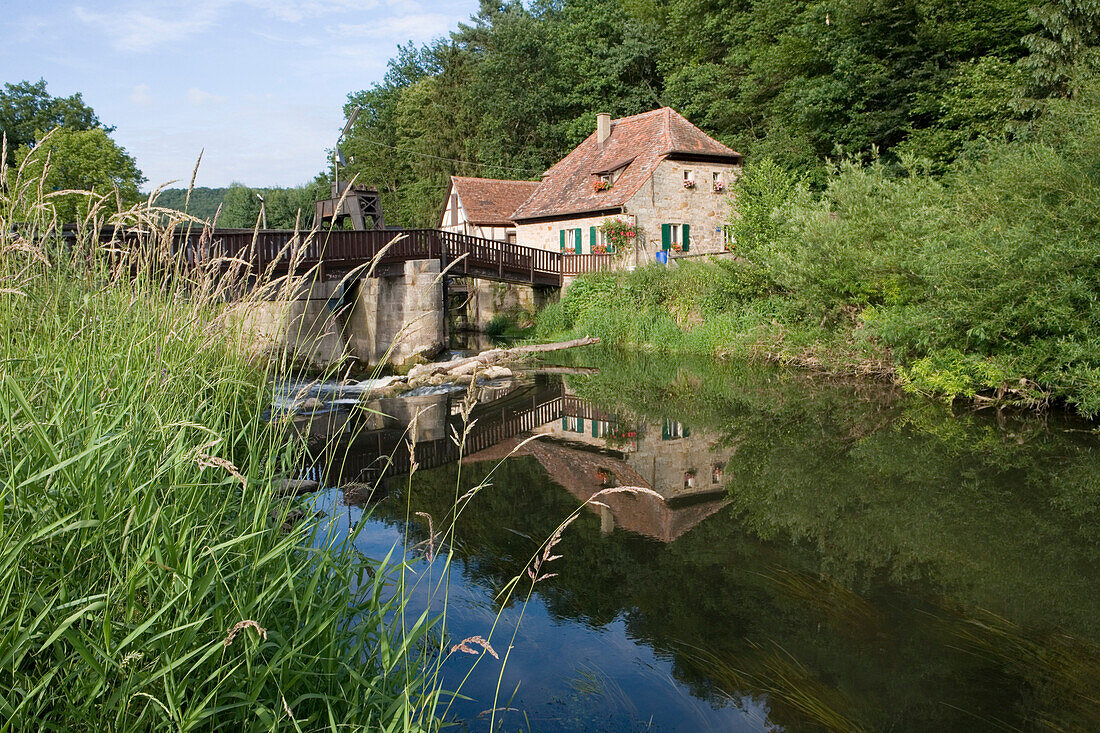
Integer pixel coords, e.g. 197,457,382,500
511,107,742,264
438,175,541,243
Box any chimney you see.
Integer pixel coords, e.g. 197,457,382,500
597,113,612,146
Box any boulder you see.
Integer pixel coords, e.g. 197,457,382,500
273,477,320,496
483,366,513,380
298,397,323,412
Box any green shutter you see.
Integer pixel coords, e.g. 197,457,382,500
590,226,597,252
592,420,599,437
683,426,691,438
574,228,582,254
562,417,568,430
576,418,585,433
661,224,671,251
559,229,566,252
683,224,691,252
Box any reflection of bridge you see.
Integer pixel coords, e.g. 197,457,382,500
166,228,615,288
301,380,573,487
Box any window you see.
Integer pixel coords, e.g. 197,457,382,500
662,420,687,440
723,225,735,250
683,170,694,183
559,228,584,254
660,223,691,252
589,226,613,254
712,464,724,484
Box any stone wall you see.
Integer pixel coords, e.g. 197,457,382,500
455,279,557,331
231,279,347,369
346,258,445,365
514,213,612,256
625,158,740,259
234,259,445,369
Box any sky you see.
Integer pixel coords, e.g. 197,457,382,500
3,0,480,189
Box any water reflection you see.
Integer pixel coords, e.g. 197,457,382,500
297,354,1100,732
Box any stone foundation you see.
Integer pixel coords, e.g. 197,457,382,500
233,259,445,369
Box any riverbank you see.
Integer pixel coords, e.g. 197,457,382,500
0,186,441,728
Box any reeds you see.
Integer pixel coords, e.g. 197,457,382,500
0,141,440,730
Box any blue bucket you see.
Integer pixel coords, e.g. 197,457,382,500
655,251,669,265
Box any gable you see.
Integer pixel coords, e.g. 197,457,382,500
443,176,542,227
512,108,740,222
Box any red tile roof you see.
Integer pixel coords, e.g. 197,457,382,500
444,176,542,227
512,108,741,222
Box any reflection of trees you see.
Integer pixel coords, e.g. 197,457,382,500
368,351,1100,731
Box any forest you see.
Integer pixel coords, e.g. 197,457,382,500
333,0,1048,226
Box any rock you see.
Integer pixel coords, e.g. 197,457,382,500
298,397,323,412
448,361,479,377
273,477,319,496
483,366,513,380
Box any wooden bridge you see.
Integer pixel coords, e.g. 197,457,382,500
173,227,616,288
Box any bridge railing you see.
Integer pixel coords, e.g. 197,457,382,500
157,226,622,286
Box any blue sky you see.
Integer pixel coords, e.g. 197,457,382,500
4,0,479,189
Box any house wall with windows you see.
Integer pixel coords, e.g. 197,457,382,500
514,159,740,264
622,158,739,259
514,213,625,256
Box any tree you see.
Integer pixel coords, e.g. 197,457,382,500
1021,0,1100,98
0,79,105,166
13,127,144,223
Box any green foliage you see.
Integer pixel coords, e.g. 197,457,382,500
0,79,104,166
539,85,1100,414
336,0,1038,223
0,177,442,729
1021,0,1100,99
216,182,323,229
728,158,800,258
12,127,144,223
154,187,229,221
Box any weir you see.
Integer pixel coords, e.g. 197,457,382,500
91,225,615,367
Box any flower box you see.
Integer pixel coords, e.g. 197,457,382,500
682,179,696,190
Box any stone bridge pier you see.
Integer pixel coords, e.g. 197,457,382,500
234,259,445,369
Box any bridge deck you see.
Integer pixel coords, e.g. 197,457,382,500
169,227,616,287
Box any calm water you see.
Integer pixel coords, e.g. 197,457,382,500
292,351,1100,732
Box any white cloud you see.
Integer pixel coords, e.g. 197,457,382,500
74,4,219,53
186,87,227,107
335,13,454,41
129,84,153,106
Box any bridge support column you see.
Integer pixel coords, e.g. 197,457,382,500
345,258,446,367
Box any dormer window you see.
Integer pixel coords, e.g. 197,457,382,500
683,170,696,190
712,172,725,193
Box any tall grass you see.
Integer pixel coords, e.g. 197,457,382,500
0,139,440,730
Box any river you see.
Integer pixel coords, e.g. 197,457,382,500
286,350,1100,731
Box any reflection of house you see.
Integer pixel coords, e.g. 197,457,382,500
511,108,742,261
463,394,737,543
439,176,541,243
533,408,734,503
